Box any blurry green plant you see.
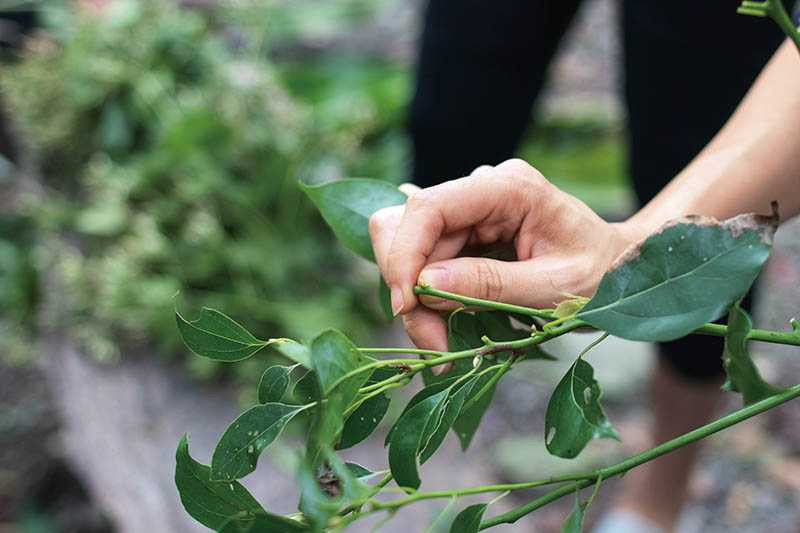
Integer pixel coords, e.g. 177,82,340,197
0,0,402,373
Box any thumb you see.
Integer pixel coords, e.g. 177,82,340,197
417,257,563,310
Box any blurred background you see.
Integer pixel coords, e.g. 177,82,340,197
1,1,800,532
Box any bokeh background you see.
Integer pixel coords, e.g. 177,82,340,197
2,1,800,532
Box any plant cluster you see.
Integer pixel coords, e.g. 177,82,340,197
174,177,800,532
0,0,397,370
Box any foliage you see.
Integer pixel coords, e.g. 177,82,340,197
0,0,399,371
174,177,800,531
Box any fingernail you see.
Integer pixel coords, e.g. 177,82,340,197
419,267,449,290
390,286,405,316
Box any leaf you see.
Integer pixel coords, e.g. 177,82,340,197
307,330,372,457
176,308,267,362
292,371,320,405
476,311,555,361
258,365,291,404
545,358,619,459
218,513,308,533
272,340,312,368
452,370,500,451
723,301,785,406
211,403,305,481
561,497,587,533
338,393,391,449
577,212,776,341
174,436,263,530
300,178,407,261
379,276,394,320
450,503,488,533
384,376,461,446
344,462,379,480
553,296,590,319
388,389,449,490
419,376,479,463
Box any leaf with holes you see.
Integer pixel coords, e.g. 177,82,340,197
300,178,407,261
723,301,785,406
211,403,306,481
174,436,264,530
578,211,776,341
545,358,619,459
258,365,292,404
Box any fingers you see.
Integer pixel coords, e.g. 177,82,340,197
417,255,587,310
385,160,547,314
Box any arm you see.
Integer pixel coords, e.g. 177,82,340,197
626,39,800,235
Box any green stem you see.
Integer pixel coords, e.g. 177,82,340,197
480,383,800,529
695,322,800,346
414,285,555,319
738,0,800,51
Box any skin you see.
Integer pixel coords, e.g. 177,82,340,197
370,39,800,530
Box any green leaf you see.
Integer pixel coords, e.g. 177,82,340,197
218,513,308,533
292,371,320,405
561,497,587,533
452,370,500,451
211,403,306,481
545,358,619,459
450,503,488,533
420,376,479,463
258,365,291,404
384,376,461,446
272,341,312,368
176,308,267,362
307,330,372,457
300,178,407,261
553,296,590,319
338,393,390,449
388,389,449,490
723,301,785,406
174,436,264,530
379,276,394,321
344,462,379,480
577,212,776,341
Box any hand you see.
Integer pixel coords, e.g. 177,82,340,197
369,159,643,357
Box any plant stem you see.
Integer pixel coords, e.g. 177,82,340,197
738,0,800,51
414,285,555,319
694,322,800,346
479,383,800,529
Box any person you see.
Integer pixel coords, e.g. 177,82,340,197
369,19,800,533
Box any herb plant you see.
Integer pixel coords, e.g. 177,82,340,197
172,2,800,531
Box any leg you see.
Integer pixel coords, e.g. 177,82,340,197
409,0,583,187
615,1,782,528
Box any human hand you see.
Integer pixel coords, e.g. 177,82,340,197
369,159,643,359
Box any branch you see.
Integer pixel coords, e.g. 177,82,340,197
738,0,800,51
479,383,800,529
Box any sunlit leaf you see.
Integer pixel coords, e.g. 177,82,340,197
545,358,619,459
578,212,776,341
723,301,785,406
338,393,390,449
300,178,406,261
211,403,306,481
174,436,263,530
450,503,488,533
258,365,291,404
176,308,267,362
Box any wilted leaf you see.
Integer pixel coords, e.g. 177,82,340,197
174,436,263,530
211,403,306,481
578,212,775,341
545,358,619,458
176,308,267,362
338,393,391,449
258,365,291,404
388,389,449,490
300,178,407,261
723,301,785,406
450,503,488,533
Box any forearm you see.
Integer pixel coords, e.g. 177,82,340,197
624,39,800,238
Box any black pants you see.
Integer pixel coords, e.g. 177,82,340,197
409,0,783,382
